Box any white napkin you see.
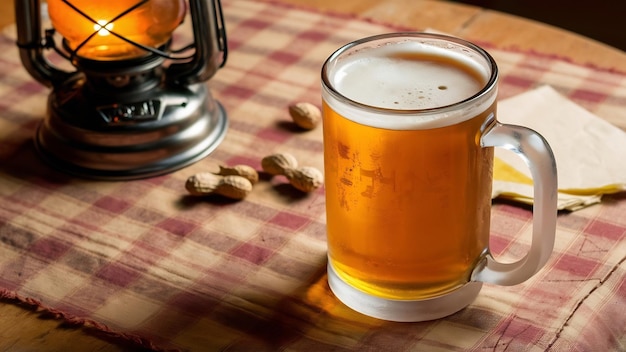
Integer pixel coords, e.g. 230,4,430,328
492,85,626,211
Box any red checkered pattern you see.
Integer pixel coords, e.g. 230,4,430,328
1,1,625,351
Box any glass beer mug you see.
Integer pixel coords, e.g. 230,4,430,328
321,33,558,322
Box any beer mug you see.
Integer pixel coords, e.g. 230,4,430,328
321,33,558,322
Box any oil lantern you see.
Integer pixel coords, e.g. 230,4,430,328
15,0,228,179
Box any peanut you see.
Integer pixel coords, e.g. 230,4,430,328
288,102,321,130
216,164,259,184
261,153,323,192
284,166,323,193
185,173,253,200
261,153,298,176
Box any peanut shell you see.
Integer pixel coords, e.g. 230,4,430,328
288,102,321,130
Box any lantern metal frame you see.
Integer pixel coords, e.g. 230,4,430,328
15,0,228,180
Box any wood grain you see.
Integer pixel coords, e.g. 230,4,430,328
0,0,624,351
279,0,626,72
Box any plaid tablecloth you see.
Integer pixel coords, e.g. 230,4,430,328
1,1,625,351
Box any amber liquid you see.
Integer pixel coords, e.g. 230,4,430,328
323,51,495,300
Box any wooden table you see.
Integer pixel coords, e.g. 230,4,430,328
0,1,624,351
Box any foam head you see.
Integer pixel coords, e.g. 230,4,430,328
322,34,498,130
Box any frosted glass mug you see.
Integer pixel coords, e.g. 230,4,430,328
321,33,558,322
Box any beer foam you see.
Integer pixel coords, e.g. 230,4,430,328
323,41,496,130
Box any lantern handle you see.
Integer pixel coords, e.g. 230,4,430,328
15,0,75,88
166,0,228,86
215,0,228,68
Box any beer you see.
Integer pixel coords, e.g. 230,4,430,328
322,40,496,300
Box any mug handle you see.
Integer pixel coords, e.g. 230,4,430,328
472,121,558,286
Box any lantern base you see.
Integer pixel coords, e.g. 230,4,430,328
34,78,227,180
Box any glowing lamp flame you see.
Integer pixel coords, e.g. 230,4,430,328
94,20,113,36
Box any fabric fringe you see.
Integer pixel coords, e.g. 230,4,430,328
0,289,178,352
